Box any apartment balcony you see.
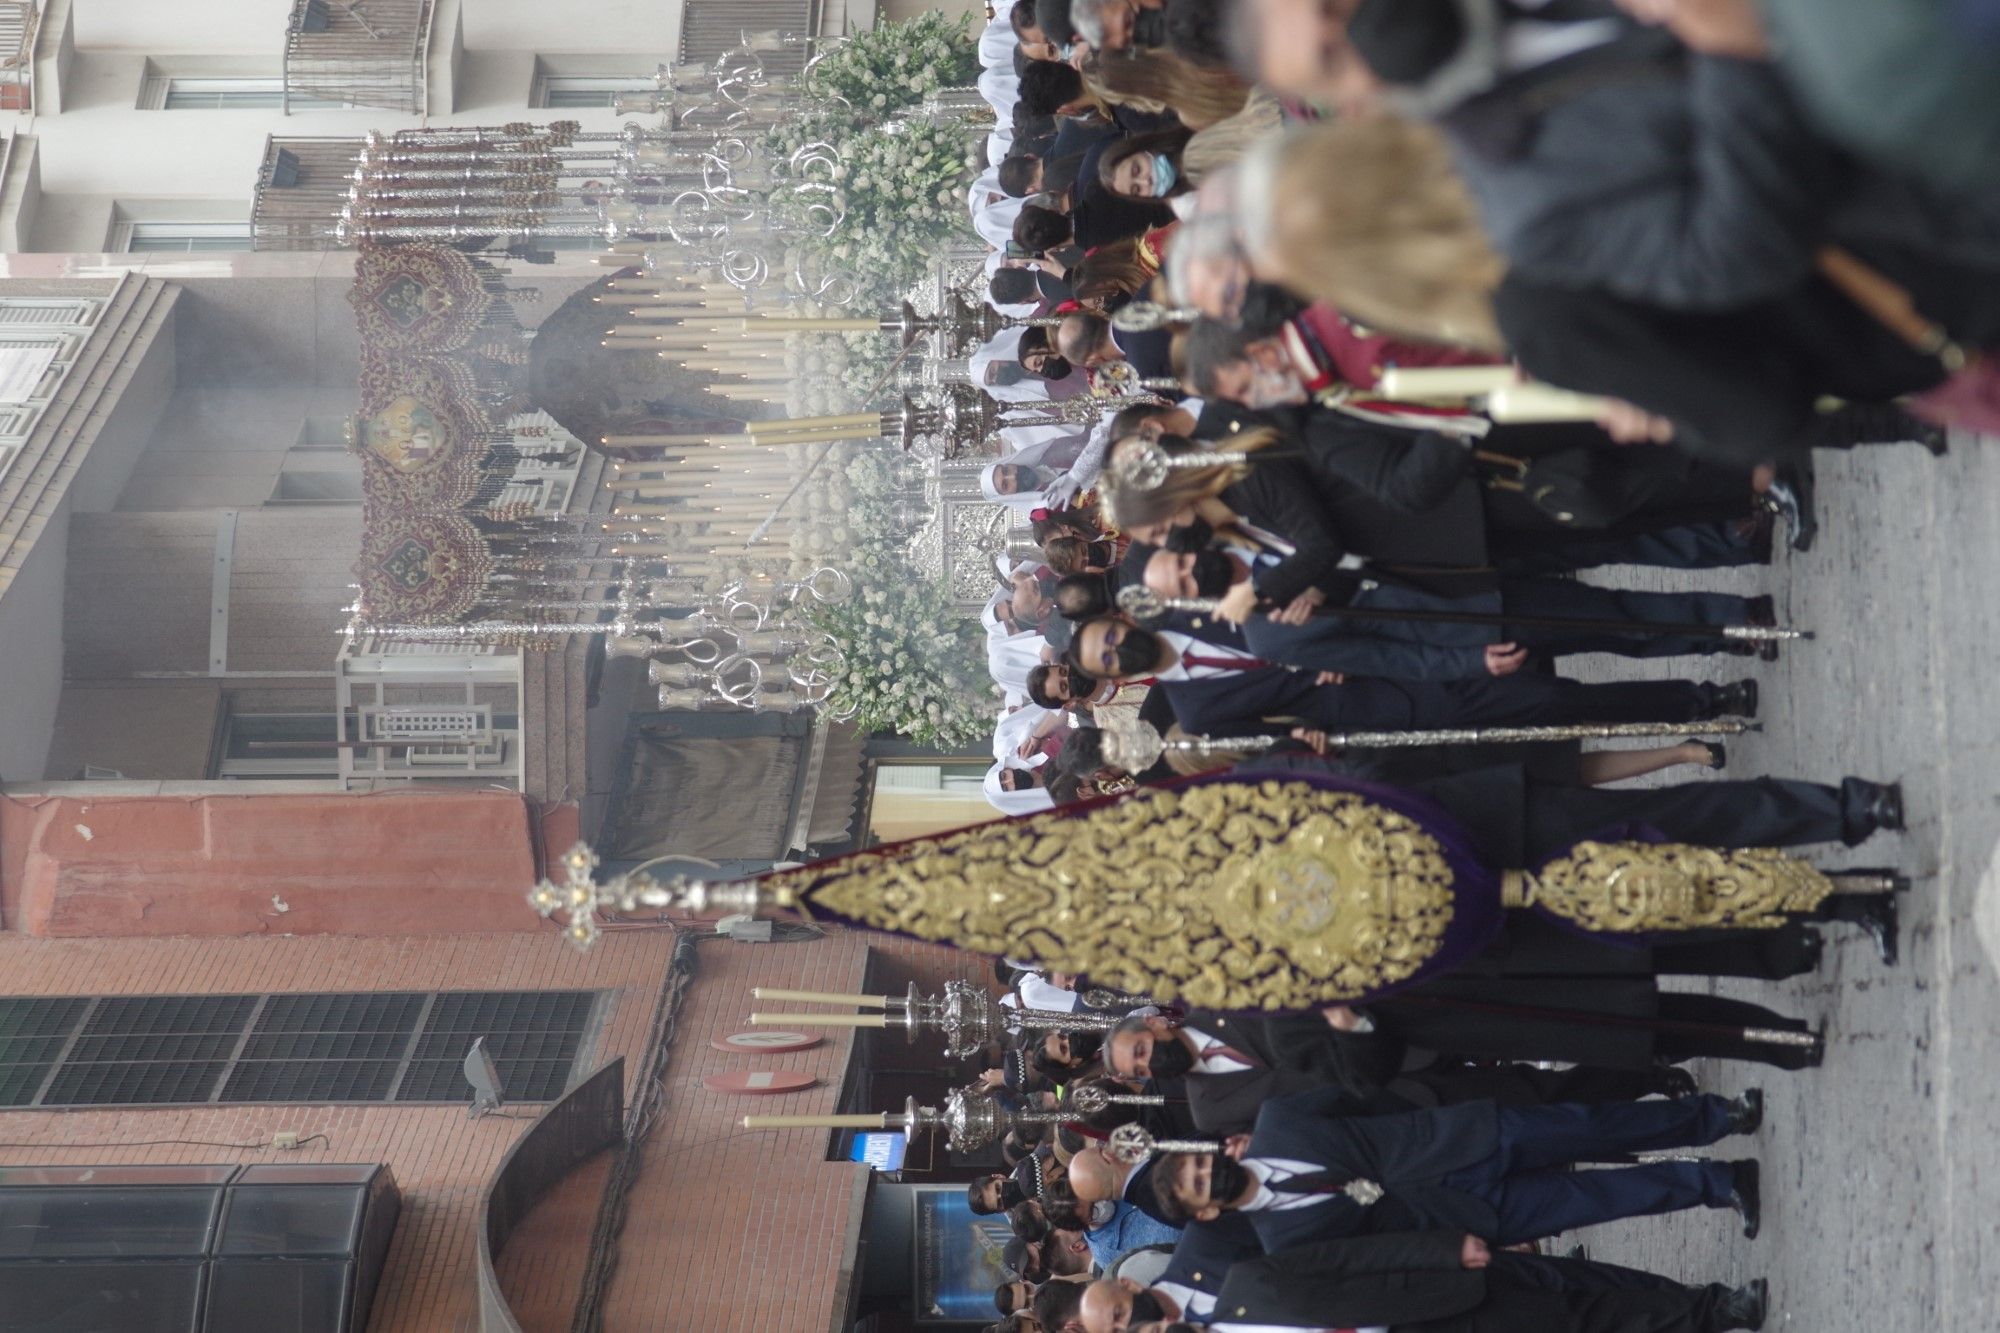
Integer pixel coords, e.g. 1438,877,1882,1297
0,1,38,112
284,0,433,115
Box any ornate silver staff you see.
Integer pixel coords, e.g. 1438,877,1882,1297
1111,300,1199,333
1094,702,1755,774
1110,436,1259,490
1092,359,1183,398
1114,582,1808,644
1103,1125,1389,1202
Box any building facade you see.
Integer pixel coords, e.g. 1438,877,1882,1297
0,3,1003,1330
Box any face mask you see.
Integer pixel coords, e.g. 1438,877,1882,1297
1113,625,1164,677
1033,354,1073,381
1164,516,1216,554
1065,666,1102,700
1207,1151,1251,1208
1245,362,1308,409
1086,1199,1118,1229
1145,1029,1196,1078
1131,6,1169,46
1130,1290,1169,1323
1189,549,1239,598
1236,280,1309,336
1150,154,1178,196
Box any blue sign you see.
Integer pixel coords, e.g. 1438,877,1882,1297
849,1131,908,1171
914,1186,1014,1323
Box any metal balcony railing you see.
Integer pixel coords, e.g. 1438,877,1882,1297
0,2,39,113
284,0,433,114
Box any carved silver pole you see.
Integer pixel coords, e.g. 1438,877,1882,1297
1094,701,1756,775
1109,436,1255,490
1112,300,1199,332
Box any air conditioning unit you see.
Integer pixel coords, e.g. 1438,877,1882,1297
717,914,773,942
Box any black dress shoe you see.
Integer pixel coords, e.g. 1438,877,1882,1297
1799,927,1825,972
1561,1243,1590,1262
1762,472,1817,551
1653,1065,1699,1098
1720,1277,1770,1331
1702,679,1759,719
1728,1160,1762,1239
1744,595,1776,627
1867,781,1906,833
1726,1088,1765,1135
1854,894,1900,966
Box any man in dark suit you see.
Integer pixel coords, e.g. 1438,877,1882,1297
1122,536,1777,679
1162,1228,1768,1332
1122,397,1766,578
1180,324,1762,556
1100,1010,1678,1135
1152,1086,1763,1251
1077,1211,1263,1329
1058,311,1180,383
1062,616,1757,744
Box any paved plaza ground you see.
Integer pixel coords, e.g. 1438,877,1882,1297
1561,436,2000,1328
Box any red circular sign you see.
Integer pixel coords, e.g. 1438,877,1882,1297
710,1030,823,1053
702,1070,819,1095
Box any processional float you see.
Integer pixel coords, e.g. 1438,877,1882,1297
324,28,1027,713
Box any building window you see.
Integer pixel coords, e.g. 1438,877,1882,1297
0,1163,400,1333
0,299,99,485
531,72,658,108
0,991,597,1108
119,221,255,253
143,75,351,111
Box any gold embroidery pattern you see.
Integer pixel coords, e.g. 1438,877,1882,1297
786,780,1462,1010
1511,841,1835,932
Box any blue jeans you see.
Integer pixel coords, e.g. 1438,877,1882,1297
1442,1097,1740,1243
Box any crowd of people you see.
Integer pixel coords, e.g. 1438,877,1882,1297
967,958,1793,1333
931,0,1979,1329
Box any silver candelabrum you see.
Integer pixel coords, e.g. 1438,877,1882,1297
742,1085,1170,1154
748,980,1128,1058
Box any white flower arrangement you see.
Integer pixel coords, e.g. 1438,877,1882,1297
807,564,990,746
803,12,979,117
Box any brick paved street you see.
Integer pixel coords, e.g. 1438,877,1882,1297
1556,437,2000,1329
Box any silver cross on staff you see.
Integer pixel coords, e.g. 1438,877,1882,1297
1092,359,1186,399
1108,436,1260,490
526,842,763,950
1106,1124,1388,1205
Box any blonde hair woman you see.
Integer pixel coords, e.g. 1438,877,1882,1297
1238,118,1509,352
1082,47,1252,130
1098,429,1283,539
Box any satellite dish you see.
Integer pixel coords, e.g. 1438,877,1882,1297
463,1037,505,1120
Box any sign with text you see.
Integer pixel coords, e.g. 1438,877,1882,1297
848,1131,908,1171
